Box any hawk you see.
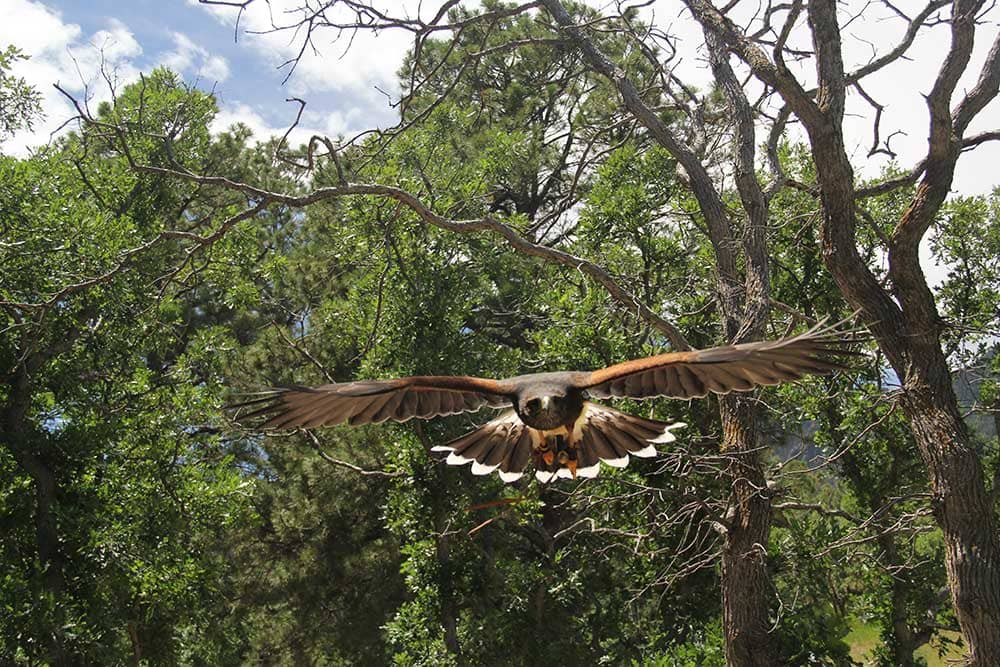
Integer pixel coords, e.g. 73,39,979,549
239,325,854,483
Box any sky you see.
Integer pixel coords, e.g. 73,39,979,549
1,0,997,201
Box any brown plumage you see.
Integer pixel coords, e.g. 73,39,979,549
236,322,858,482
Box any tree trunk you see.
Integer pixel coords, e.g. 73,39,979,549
802,0,1000,658
877,534,918,667
719,394,777,667
4,369,69,665
900,368,1000,664
819,195,1000,664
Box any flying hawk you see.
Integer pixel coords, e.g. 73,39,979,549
239,325,854,483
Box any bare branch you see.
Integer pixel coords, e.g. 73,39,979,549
303,430,406,477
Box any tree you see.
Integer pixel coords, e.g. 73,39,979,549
0,45,42,141
0,69,257,663
681,2,1000,661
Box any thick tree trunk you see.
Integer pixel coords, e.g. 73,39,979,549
4,370,69,665
803,0,1000,656
800,41,1000,662
719,394,777,667
820,198,1000,664
900,367,1000,664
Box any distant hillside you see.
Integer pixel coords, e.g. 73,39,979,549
770,358,997,466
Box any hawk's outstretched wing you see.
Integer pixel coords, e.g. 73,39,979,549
236,376,514,429
579,323,857,400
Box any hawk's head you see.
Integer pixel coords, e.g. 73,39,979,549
516,387,583,430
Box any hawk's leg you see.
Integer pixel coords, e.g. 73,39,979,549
534,434,580,477
536,438,555,466
555,436,578,478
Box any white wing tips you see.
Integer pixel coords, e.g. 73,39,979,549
498,470,524,483
433,411,528,484
651,422,686,444
572,404,686,477
599,455,629,468
629,444,658,458
471,461,499,476
437,447,521,483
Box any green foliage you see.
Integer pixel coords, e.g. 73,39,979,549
0,45,42,140
931,191,1000,353
1,70,257,663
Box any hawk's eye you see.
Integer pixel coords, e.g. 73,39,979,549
526,399,540,413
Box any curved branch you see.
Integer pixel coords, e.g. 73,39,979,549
135,163,689,348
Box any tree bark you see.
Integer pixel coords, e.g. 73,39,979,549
719,394,777,667
900,375,1000,663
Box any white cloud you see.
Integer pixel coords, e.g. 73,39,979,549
211,102,275,137
92,17,142,62
208,98,384,152
200,55,230,81
0,2,237,155
159,31,230,83
0,0,81,59
211,101,325,145
189,0,413,98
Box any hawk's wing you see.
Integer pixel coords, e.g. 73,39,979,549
579,324,857,400
537,403,686,483
236,376,514,429
431,410,533,483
